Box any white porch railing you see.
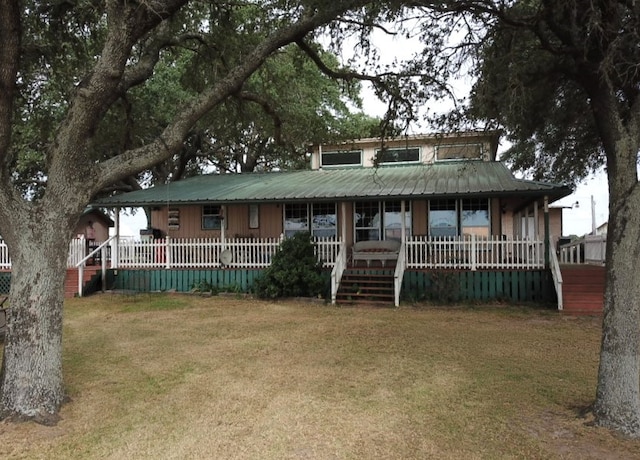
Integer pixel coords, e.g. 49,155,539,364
394,240,407,307
559,234,606,265
331,242,348,305
406,235,545,270
116,235,341,269
549,242,563,311
0,235,549,272
0,238,92,270
0,239,10,270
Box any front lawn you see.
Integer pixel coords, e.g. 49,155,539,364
1,295,637,459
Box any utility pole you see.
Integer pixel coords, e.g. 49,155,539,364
591,195,596,235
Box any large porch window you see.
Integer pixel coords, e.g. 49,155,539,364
284,203,309,237
312,203,337,238
284,203,337,238
429,199,457,236
383,201,412,241
429,198,490,237
354,201,411,242
461,198,490,237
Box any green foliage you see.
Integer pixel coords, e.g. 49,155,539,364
428,272,460,304
254,232,325,299
467,2,623,185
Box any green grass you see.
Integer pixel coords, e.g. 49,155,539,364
0,295,638,459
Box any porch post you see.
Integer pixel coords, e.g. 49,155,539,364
341,202,347,243
533,201,539,239
113,207,120,269
221,205,227,250
400,200,406,244
544,196,550,268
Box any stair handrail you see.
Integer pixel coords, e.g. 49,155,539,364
331,241,347,305
549,240,563,310
393,240,407,307
75,235,117,297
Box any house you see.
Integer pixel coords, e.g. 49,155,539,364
88,131,574,306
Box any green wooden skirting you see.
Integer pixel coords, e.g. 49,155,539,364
107,269,265,293
0,268,555,304
402,270,555,304
106,268,555,305
0,271,10,294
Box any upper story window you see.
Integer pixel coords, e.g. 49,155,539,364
321,150,362,168
376,147,420,165
435,143,483,161
202,205,222,230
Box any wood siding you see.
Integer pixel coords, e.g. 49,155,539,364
149,197,548,242
151,204,284,239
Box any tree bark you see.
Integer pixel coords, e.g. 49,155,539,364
0,206,77,424
594,184,640,437
589,86,640,437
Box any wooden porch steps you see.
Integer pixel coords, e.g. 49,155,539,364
560,265,605,315
65,266,102,298
336,268,395,307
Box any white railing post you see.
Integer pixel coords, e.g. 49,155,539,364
549,240,564,310
165,235,171,269
331,241,347,305
78,264,84,297
394,240,407,307
470,234,477,271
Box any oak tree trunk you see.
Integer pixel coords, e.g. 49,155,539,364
593,189,640,437
0,214,75,424
590,99,640,437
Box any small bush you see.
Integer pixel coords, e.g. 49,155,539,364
254,232,325,299
429,272,460,303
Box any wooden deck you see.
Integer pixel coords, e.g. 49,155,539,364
560,264,605,315
65,266,104,298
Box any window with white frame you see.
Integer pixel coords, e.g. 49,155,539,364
428,198,490,237
429,199,458,237
284,203,338,238
284,203,309,237
202,205,223,230
376,147,420,165
321,150,362,167
461,198,490,237
354,201,411,242
311,203,337,238
354,201,381,242
383,201,412,241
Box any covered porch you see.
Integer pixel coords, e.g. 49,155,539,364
81,161,572,304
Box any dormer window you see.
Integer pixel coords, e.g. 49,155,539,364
435,143,483,161
376,147,420,165
321,150,362,168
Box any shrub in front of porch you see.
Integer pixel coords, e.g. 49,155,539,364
254,232,325,299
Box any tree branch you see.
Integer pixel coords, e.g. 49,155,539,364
0,0,20,172
96,1,375,186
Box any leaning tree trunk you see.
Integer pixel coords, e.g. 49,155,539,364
591,107,640,436
0,215,75,424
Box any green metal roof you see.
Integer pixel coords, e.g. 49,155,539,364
93,162,572,207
